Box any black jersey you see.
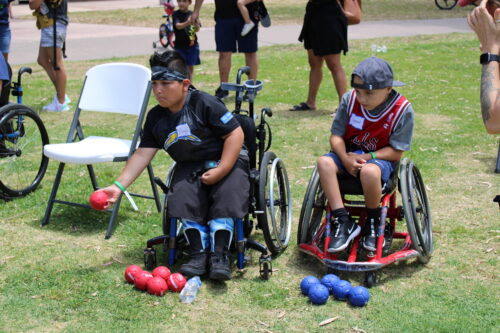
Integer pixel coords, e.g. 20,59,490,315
140,89,240,162
172,10,197,49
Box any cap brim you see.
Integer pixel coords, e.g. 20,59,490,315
392,80,405,87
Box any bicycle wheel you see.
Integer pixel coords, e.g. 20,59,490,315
257,151,292,255
435,0,458,10
159,23,174,48
0,104,49,197
297,167,326,244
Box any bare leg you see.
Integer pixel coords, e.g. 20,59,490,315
218,51,232,83
245,52,258,80
324,53,347,103
359,164,382,209
317,156,344,210
38,46,66,104
237,0,254,24
306,49,324,109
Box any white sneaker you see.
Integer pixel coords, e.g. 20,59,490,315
241,22,255,36
44,99,70,112
65,94,71,104
42,99,56,111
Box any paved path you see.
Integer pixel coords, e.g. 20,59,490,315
9,1,472,65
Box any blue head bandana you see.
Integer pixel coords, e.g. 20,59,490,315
151,66,187,81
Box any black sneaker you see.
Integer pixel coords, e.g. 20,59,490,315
215,87,229,100
208,251,231,281
362,218,385,252
327,215,360,253
383,222,394,253
179,250,208,277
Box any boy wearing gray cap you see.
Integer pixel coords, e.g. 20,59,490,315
317,57,414,253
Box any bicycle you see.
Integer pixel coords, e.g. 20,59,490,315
0,67,49,199
155,0,175,48
434,0,458,10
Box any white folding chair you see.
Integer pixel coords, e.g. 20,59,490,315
42,63,161,239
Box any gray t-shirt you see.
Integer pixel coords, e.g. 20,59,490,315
331,90,414,151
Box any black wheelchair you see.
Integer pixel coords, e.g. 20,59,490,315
0,66,49,199
143,67,292,279
298,158,433,287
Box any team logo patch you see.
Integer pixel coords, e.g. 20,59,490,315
220,112,234,124
164,131,201,150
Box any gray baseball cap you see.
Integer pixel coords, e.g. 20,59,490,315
351,57,405,90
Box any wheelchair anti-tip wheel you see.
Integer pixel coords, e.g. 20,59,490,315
297,167,327,245
257,151,292,255
434,0,458,10
0,105,49,197
400,159,433,264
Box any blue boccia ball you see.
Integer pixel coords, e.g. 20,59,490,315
300,275,320,295
348,286,370,307
308,283,330,305
332,280,352,300
320,274,340,295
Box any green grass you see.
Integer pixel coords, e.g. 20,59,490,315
1,33,499,332
20,0,473,27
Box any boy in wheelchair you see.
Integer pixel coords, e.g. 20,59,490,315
102,51,249,281
317,57,414,253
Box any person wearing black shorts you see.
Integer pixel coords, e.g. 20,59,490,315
101,51,249,281
290,0,348,112
213,0,259,99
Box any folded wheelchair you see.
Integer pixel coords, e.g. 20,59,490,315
298,158,433,287
143,67,292,279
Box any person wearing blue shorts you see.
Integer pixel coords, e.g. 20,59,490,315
213,0,259,99
317,57,415,253
0,0,13,61
173,0,201,81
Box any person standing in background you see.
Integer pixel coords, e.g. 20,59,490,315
0,0,13,61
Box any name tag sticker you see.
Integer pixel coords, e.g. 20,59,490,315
176,123,191,137
349,114,364,130
220,112,234,124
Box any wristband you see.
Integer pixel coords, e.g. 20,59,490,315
370,152,376,160
114,181,138,211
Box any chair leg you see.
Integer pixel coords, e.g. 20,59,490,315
41,162,65,226
168,217,178,266
87,164,99,190
495,142,500,174
147,163,161,212
105,195,123,239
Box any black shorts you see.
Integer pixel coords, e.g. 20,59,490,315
215,17,258,53
166,156,250,223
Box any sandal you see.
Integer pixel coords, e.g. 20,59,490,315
289,102,315,111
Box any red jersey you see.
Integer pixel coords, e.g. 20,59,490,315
344,90,410,152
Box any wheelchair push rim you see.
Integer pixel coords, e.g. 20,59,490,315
400,158,433,263
258,151,292,255
0,104,49,197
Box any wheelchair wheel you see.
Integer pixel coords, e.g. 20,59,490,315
159,23,174,48
297,167,327,244
364,271,377,288
257,151,292,255
0,105,49,197
434,0,458,9
400,159,433,264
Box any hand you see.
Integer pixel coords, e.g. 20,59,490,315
467,0,500,54
99,184,122,209
200,167,225,185
190,11,200,26
343,153,366,177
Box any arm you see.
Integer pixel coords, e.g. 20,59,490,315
8,2,12,19
467,0,500,133
200,127,244,185
175,18,192,30
350,146,403,163
190,0,203,25
29,0,43,10
331,134,365,177
100,147,158,208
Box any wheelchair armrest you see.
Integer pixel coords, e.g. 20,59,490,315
221,82,244,92
154,176,169,194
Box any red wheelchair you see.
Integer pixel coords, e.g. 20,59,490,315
297,158,433,287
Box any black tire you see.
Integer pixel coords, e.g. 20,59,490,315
434,0,458,9
297,167,327,244
257,151,292,255
364,271,377,288
0,105,49,197
260,262,270,280
159,23,174,48
400,159,433,264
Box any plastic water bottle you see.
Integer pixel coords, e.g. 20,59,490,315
179,276,201,303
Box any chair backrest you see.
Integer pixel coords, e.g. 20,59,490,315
78,63,151,115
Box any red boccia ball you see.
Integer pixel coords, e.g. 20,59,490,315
147,277,168,296
134,271,153,291
152,266,171,281
89,190,108,210
124,265,143,284
167,273,186,292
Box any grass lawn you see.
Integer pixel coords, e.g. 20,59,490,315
1,33,499,332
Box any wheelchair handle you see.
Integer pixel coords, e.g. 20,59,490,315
154,176,169,194
17,67,32,86
236,66,251,84
261,107,272,118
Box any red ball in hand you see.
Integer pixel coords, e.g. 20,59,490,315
89,190,108,210
134,271,153,291
147,277,168,296
167,273,186,292
124,265,143,284
152,266,171,281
